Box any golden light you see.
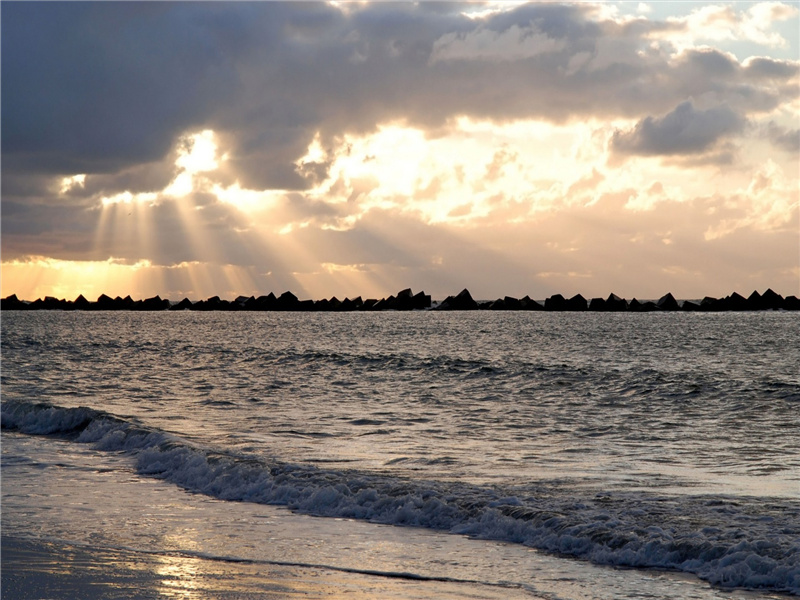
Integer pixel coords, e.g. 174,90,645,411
59,173,86,194
290,261,391,301
100,190,158,207
298,131,327,165
176,130,219,173
153,532,203,599
7,101,793,304
460,1,529,21
83,129,249,301
162,130,221,198
1,256,154,300
220,263,260,298
302,124,432,207
212,182,285,215
300,117,619,226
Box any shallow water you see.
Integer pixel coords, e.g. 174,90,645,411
2,432,781,599
2,311,799,597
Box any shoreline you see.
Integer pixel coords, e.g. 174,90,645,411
1,535,543,600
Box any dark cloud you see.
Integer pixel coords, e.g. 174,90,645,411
4,2,795,189
766,123,800,153
78,162,178,199
743,56,800,80
1,3,245,175
610,101,745,157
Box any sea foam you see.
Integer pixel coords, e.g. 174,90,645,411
3,399,798,595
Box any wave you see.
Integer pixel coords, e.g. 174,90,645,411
3,399,799,595
260,348,800,404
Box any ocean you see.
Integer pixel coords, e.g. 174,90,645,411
2,310,798,599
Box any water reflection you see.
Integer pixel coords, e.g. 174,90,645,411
155,551,202,599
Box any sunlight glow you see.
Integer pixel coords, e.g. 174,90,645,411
299,132,327,165
299,118,632,226
321,125,430,199
1,256,153,301
162,130,221,198
162,172,194,198
460,1,528,21
704,159,799,239
176,130,220,174
292,261,388,301
0,256,271,303
59,173,86,194
212,183,284,214
86,114,765,263
27,101,795,303
101,190,159,207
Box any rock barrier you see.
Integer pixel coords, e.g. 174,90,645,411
2,288,798,312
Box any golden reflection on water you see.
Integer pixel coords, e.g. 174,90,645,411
155,553,202,599
154,532,203,599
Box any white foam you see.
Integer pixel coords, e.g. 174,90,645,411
3,399,798,595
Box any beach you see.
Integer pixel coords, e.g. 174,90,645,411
0,432,552,600
3,535,548,600
4,429,767,600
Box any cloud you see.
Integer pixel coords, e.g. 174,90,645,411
1,3,244,175
430,23,566,63
2,3,796,189
703,159,799,239
742,55,800,80
4,2,796,191
4,156,798,300
483,148,518,181
2,2,798,300
740,1,800,47
655,1,799,49
765,123,800,153
610,100,745,158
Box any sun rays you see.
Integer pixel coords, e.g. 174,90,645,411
1,257,154,301
6,104,799,303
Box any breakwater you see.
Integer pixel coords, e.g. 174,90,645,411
2,287,798,312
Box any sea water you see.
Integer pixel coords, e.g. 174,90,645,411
2,310,798,598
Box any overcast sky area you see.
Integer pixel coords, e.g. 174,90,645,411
2,1,798,302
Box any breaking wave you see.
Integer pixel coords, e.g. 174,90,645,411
3,398,798,595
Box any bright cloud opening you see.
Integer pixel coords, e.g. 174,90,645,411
101,190,159,207
59,173,86,194
176,130,220,174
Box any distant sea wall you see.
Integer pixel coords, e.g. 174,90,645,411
2,288,798,312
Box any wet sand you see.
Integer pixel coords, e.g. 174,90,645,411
2,535,540,600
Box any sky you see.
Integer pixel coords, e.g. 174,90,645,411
2,1,798,302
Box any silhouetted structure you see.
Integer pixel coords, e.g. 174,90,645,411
2,288,798,312
436,289,478,310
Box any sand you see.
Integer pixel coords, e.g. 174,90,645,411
2,535,542,600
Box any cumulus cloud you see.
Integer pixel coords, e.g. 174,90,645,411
740,1,800,47
610,101,745,158
655,1,799,49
